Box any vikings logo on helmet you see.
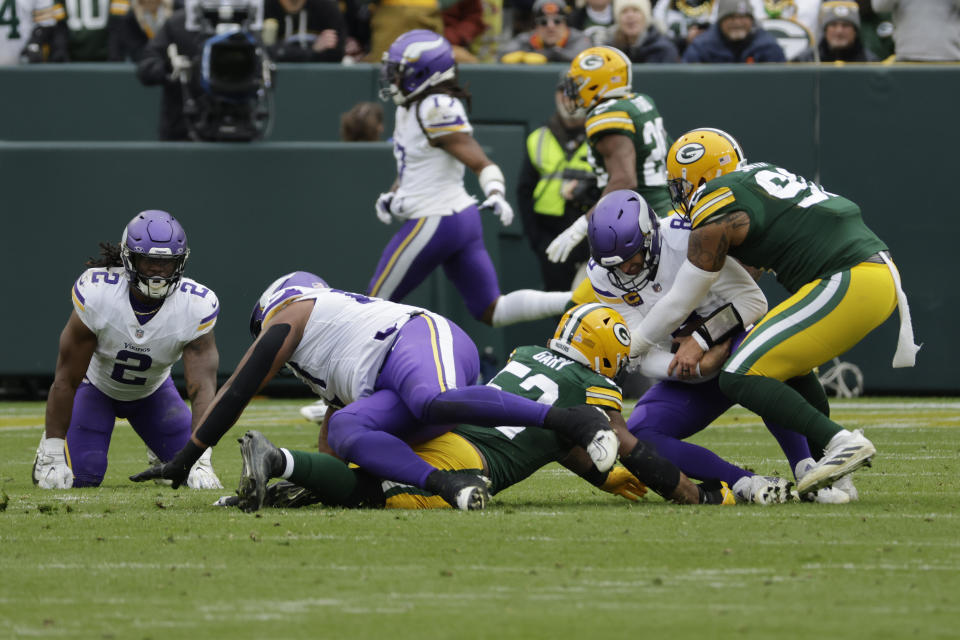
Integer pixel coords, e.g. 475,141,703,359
120,210,190,300
587,189,662,294
548,303,631,379
378,30,457,106
562,46,633,115
249,271,328,337
667,128,745,216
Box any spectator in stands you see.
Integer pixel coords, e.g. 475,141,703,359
682,0,786,62
363,0,442,62
796,1,878,62
108,0,178,62
870,0,960,61
516,76,595,291
500,0,592,63
60,0,122,60
261,0,346,62
7,0,67,64
569,0,615,44
339,101,383,141
653,0,713,56
856,0,894,60
443,0,486,61
599,0,679,62
339,0,371,62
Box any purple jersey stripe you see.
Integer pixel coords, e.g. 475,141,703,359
73,281,86,306
199,304,220,325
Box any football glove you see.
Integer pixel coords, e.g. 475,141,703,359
187,447,223,489
130,440,204,489
32,436,74,489
601,466,647,502
481,192,514,227
375,192,394,224
546,214,588,263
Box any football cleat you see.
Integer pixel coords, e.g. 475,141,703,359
732,475,795,505
832,474,859,502
795,458,851,504
236,430,285,513
586,429,619,474
213,480,322,509
796,429,875,495
425,470,491,511
299,399,329,423
544,404,618,472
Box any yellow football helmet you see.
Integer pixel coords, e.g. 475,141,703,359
666,127,745,215
548,303,631,379
562,46,633,114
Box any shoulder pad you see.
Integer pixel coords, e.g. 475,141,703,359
418,95,471,138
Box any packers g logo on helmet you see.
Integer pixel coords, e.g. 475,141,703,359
563,46,633,113
548,303,631,379
666,128,745,216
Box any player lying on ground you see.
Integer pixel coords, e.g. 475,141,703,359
34,210,221,490
218,303,734,511
583,189,851,503
131,273,620,510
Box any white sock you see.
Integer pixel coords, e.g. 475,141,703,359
280,448,295,479
490,290,570,327
794,457,816,480
732,476,752,500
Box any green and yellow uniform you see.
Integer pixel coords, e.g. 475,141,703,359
584,92,674,216
689,162,898,383
383,345,623,508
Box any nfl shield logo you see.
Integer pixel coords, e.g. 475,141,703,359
653,283,662,293
135,328,144,338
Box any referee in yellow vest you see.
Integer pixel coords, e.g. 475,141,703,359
516,76,598,291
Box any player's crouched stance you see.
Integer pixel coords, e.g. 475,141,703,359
223,303,733,512
34,210,222,490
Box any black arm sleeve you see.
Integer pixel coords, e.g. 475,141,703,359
194,323,291,446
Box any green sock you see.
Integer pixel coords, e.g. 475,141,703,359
719,371,842,450
287,450,359,506
786,372,831,458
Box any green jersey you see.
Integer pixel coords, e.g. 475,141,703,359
453,345,623,495
62,0,114,60
688,162,888,293
584,92,674,216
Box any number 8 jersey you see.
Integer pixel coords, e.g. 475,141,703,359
70,266,219,401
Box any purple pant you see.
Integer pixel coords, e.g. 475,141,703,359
66,377,191,487
627,378,812,486
326,313,549,488
367,205,501,320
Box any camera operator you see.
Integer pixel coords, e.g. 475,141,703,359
516,76,598,292
137,0,273,141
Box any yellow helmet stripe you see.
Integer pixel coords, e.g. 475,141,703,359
690,187,735,228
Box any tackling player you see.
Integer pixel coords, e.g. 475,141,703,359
630,128,919,495
545,45,674,264
585,189,849,503
220,303,733,511
131,273,620,511
34,210,222,489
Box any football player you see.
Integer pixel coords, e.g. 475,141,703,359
219,303,734,511
131,274,622,511
630,127,919,495
1,0,67,64
545,45,674,264
369,30,571,327
585,189,849,503
34,210,222,489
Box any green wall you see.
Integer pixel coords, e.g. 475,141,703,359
1,63,955,392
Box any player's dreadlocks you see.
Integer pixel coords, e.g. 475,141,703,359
86,242,123,268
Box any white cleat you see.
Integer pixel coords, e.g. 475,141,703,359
586,429,619,473
795,458,851,504
299,399,329,423
732,475,795,505
796,429,875,495
832,474,859,502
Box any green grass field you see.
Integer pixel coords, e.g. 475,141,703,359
2,398,959,639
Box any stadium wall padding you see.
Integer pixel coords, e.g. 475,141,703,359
0,64,955,393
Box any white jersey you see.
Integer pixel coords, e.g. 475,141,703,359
262,287,425,407
71,267,219,401
389,94,478,219
588,213,766,378
0,0,61,65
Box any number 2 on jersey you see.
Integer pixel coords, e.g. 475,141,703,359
110,350,152,385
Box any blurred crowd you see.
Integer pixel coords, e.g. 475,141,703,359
4,0,960,66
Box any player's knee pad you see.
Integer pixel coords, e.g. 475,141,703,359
620,440,681,498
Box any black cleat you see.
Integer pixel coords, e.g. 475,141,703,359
236,430,285,513
425,470,491,511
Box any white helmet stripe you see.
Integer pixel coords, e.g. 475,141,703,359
403,36,447,61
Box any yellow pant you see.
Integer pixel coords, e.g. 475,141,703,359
725,262,898,380
383,432,485,509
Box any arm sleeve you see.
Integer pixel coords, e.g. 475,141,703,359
705,258,767,327
630,259,720,357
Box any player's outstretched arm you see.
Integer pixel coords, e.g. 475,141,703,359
130,302,309,488
182,331,220,432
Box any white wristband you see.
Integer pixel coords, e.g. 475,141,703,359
691,332,709,350
478,164,506,197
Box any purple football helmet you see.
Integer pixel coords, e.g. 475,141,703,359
378,30,456,106
588,190,661,293
249,271,328,337
120,210,190,299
